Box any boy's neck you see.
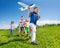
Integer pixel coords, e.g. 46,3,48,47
33,11,37,14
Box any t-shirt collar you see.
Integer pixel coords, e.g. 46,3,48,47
33,11,37,14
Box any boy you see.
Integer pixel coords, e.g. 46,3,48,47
19,16,25,35
24,19,30,36
10,21,14,35
28,6,40,45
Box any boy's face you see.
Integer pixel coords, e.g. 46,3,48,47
11,21,14,24
22,16,24,19
11,22,14,24
26,19,29,22
34,8,39,13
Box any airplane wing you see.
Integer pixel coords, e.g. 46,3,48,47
17,2,28,7
18,2,36,11
30,4,36,8
19,7,27,11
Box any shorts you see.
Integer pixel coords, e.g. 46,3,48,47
20,27,24,32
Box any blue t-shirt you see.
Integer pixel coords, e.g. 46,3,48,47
30,12,38,25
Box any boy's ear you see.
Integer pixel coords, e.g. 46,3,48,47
38,16,40,18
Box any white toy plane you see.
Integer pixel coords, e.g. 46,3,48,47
17,2,36,11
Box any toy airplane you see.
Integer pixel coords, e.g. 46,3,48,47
17,2,36,11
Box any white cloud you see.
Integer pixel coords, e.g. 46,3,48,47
0,20,60,29
37,20,60,26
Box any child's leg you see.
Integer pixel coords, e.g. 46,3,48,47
24,27,27,35
10,29,12,35
26,27,30,36
20,27,24,35
18,27,20,35
24,27,29,36
26,27,29,36
31,32,36,42
19,27,20,33
30,23,36,42
10,29,14,35
20,27,22,34
25,27,28,35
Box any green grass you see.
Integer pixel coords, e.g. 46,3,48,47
0,25,60,48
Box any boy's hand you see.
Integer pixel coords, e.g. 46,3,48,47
28,6,31,17
38,16,40,19
28,6,31,11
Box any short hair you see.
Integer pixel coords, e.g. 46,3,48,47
21,16,24,17
34,7,38,9
11,21,14,24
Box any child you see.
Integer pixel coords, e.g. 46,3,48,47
19,16,25,34
10,21,14,35
28,6,40,45
24,19,30,36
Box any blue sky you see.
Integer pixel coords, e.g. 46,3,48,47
0,0,60,26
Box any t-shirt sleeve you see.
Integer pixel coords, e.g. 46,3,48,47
30,12,33,17
19,20,22,23
37,16,39,20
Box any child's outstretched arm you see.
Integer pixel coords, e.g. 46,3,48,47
38,16,40,20
28,6,31,17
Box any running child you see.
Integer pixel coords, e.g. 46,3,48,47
10,21,14,35
28,6,40,45
19,16,25,35
24,19,30,36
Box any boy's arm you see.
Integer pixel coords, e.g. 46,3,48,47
24,21,26,26
38,16,40,20
19,20,22,23
28,6,31,17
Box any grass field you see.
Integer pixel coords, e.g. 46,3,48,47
0,25,60,48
